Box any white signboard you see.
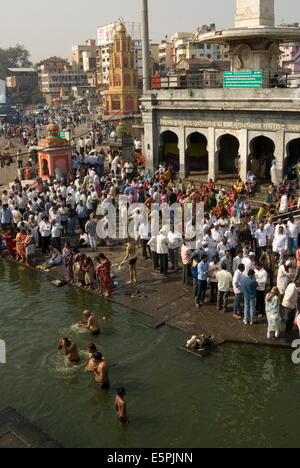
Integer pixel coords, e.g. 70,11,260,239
97,24,116,46
0,79,6,104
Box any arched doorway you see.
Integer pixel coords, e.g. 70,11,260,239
186,132,208,174
218,134,240,174
285,138,300,181
159,131,179,171
249,136,275,180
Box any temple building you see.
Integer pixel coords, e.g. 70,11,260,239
102,23,139,116
141,0,300,183
38,123,73,180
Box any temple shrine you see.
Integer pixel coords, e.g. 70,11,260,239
38,123,73,180
103,23,139,116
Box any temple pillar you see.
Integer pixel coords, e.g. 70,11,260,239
275,129,285,184
208,127,217,181
177,126,186,178
239,129,249,182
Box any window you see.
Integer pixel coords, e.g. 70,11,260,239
112,99,120,111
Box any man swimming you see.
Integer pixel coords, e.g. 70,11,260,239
57,337,80,363
92,352,110,390
77,310,100,335
115,387,129,424
85,343,98,372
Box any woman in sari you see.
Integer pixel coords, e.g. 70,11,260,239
234,178,244,195
84,256,95,290
62,242,74,282
98,254,112,297
265,287,281,340
2,228,15,258
24,230,35,266
95,256,103,294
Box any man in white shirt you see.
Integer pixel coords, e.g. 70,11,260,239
211,225,223,245
233,250,244,273
287,216,299,256
147,235,159,270
51,220,63,252
217,237,229,260
139,222,151,259
39,216,51,255
203,230,217,254
157,230,169,276
273,226,288,265
168,226,183,272
277,261,292,296
282,279,300,334
255,224,268,259
264,218,275,244
275,219,287,236
255,263,268,318
216,264,232,313
233,263,245,319
279,193,289,214
242,252,256,276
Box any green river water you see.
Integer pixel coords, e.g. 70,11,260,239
0,260,300,448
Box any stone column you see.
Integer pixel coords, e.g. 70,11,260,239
239,129,249,182
142,112,157,171
177,126,186,178
275,129,285,183
208,127,217,181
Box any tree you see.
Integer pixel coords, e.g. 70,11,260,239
0,44,32,80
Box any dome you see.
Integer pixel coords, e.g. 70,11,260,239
48,122,60,138
117,23,126,33
116,121,126,134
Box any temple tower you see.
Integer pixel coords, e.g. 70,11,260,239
103,23,139,116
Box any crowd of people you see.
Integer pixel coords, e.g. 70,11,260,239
1,110,300,346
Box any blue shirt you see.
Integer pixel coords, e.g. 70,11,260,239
0,208,12,224
197,261,209,281
242,277,258,299
76,205,88,219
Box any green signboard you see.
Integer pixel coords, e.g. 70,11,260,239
223,70,263,89
59,131,65,139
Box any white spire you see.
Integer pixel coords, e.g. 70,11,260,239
235,0,275,28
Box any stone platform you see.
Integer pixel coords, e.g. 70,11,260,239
38,244,298,350
0,408,62,448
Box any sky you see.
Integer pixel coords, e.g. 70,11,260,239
1,0,300,63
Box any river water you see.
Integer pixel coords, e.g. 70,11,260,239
1,260,300,448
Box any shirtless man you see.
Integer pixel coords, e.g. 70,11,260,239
85,343,98,372
77,310,100,336
120,242,137,284
58,337,80,363
92,352,110,390
115,387,129,424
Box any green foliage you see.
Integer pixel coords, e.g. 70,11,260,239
0,44,32,80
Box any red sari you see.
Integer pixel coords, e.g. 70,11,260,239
3,230,15,257
99,259,112,297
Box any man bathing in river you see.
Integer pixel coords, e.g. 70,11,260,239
115,387,129,424
85,343,98,372
58,337,80,363
77,310,100,335
92,352,110,390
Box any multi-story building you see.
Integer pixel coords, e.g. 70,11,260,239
72,40,97,72
280,42,300,74
6,68,38,92
157,25,230,74
38,57,88,104
158,41,174,74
